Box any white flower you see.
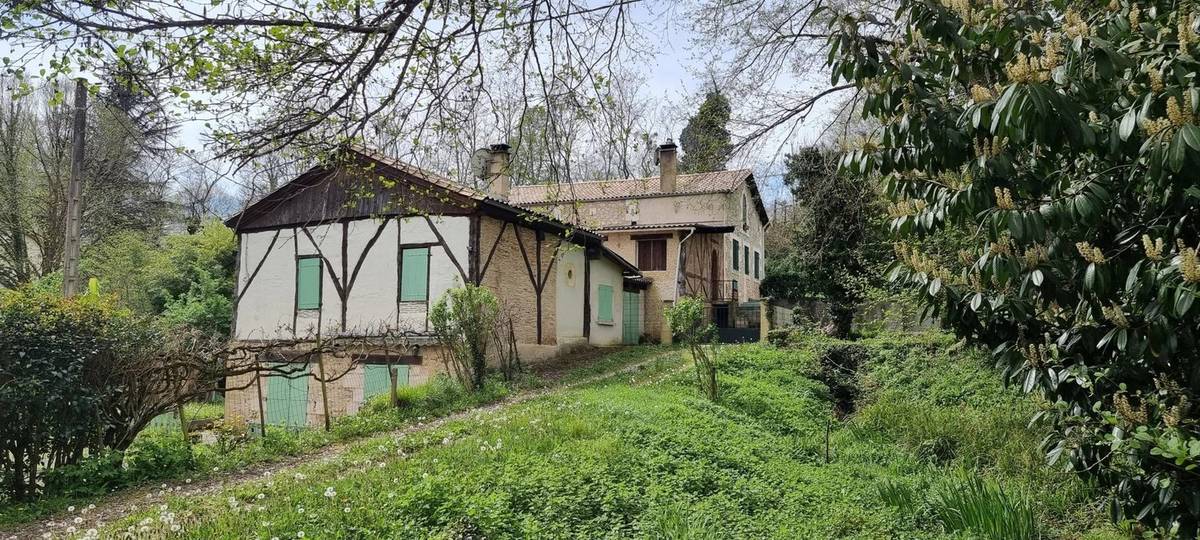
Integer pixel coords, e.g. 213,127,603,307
343,507,350,513
87,504,95,510
297,532,305,538
185,478,192,484
68,506,76,512
297,507,305,515
323,487,336,498
73,517,83,524
256,493,266,500
171,524,181,532
294,473,306,481
66,527,76,534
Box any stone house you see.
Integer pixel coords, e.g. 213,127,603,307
509,141,770,342
223,146,647,428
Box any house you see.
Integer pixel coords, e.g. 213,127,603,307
509,141,770,343
222,145,648,428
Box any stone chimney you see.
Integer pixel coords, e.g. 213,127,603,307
486,143,511,200
656,139,678,193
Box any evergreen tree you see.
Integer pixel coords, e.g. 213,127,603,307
678,90,732,173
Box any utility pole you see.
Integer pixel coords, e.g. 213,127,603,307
62,78,87,297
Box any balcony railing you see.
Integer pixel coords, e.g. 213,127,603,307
708,280,738,303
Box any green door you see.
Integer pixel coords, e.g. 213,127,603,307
622,291,641,344
265,363,310,428
362,364,410,404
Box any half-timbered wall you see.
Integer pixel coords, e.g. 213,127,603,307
476,215,560,347
234,215,470,340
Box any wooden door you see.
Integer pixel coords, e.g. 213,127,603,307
265,363,310,428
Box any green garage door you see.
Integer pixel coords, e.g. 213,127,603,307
265,363,310,428
622,291,641,344
362,364,410,404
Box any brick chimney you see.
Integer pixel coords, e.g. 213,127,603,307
486,143,511,200
656,139,678,193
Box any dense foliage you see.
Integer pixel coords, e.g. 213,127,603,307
762,147,889,336
87,335,1115,538
829,0,1200,532
0,289,197,501
80,220,237,338
678,89,733,173
429,284,501,391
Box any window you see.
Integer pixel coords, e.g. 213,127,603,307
732,239,740,271
754,251,760,279
742,194,748,228
744,246,750,276
296,256,322,310
597,284,614,324
636,238,667,271
732,280,739,302
399,247,430,301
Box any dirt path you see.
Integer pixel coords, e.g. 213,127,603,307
2,350,680,539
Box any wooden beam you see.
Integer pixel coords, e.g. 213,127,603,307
421,215,468,284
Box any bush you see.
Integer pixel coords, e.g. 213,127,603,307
41,451,129,498
665,296,719,400
124,432,196,483
926,473,1038,540
0,288,213,501
429,284,500,391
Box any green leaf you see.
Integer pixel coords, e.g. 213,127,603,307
1168,133,1187,173
1119,108,1137,141
1182,125,1200,151
1085,263,1097,291
1176,287,1195,316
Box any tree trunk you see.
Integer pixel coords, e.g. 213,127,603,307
830,304,855,339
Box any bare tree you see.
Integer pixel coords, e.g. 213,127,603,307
0,80,31,287
0,1,646,169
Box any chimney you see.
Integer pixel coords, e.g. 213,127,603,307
656,139,678,193
486,143,511,200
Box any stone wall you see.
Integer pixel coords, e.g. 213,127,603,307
478,216,559,346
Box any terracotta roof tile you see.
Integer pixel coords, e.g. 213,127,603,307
508,170,753,205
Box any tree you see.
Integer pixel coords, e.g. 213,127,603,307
830,0,1200,532
429,284,501,391
0,2,640,164
678,89,733,174
665,296,719,401
762,146,886,337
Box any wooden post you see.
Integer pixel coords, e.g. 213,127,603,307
176,400,188,439
388,365,399,408
315,332,332,431
255,361,267,437
61,78,87,297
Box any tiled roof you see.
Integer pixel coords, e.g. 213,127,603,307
594,222,736,233
508,170,753,205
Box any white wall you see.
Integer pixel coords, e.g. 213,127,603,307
555,246,587,344
234,215,471,340
588,256,625,346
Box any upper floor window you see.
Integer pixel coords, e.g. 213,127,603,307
732,239,740,271
754,251,760,279
399,247,430,301
636,238,667,271
296,256,322,310
741,194,748,228
743,245,750,276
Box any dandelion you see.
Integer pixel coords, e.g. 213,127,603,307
324,487,337,498
68,506,76,513
297,507,306,515
343,507,351,513
73,517,83,525
257,493,266,500
297,532,306,538
171,524,182,532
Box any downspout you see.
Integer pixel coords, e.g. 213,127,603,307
674,227,697,299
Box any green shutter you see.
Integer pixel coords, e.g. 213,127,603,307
400,248,429,301
732,240,740,271
754,251,760,279
363,364,409,404
744,246,750,275
296,257,322,310
598,284,613,323
622,291,640,344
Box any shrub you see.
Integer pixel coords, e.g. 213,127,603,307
665,296,719,400
830,0,1200,530
0,288,216,501
124,432,196,483
41,451,129,498
429,284,500,391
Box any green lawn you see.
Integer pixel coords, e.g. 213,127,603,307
91,333,1119,539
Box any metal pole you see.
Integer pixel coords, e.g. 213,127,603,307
62,78,87,297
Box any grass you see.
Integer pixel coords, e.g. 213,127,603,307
0,345,672,530
74,333,1121,539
